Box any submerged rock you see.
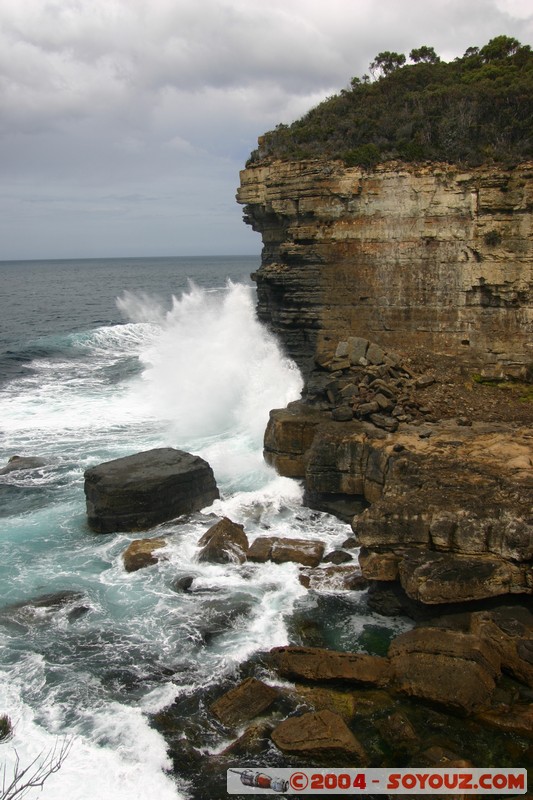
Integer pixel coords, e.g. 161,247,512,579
84,448,219,533
0,591,88,629
0,455,47,475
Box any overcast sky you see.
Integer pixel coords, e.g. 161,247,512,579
0,0,532,260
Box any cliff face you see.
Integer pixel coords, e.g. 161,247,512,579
237,159,533,377
238,157,533,608
264,407,533,605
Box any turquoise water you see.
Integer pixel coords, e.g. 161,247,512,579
0,257,368,799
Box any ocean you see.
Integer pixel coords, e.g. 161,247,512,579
0,256,404,800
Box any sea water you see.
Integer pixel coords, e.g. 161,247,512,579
0,257,406,800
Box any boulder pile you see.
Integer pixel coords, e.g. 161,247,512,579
307,336,435,431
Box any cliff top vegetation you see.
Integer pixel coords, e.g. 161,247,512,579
248,36,533,168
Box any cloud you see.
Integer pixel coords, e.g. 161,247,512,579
0,0,531,258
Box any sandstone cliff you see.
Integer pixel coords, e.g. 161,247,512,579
238,159,533,378
237,157,533,607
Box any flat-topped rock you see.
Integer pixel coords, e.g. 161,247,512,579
84,448,219,533
271,646,390,686
271,709,368,764
248,536,325,567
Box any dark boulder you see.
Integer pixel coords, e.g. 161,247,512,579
0,591,88,630
84,448,219,533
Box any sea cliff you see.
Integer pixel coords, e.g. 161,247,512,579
237,157,533,607
238,159,533,378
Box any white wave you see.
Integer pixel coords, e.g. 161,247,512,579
0,671,185,800
122,281,303,445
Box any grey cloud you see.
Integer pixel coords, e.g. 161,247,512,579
0,0,531,259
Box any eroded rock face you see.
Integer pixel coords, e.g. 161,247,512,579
84,448,219,533
264,410,533,604
238,159,533,378
389,628,500,713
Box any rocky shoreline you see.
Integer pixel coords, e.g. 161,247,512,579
3,415,532,797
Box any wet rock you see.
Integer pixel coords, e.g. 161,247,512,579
247,536,325,568
359,548,401,581
271,709,368,764
342,536,358,549
469,607,533,687
84,448,219,533
304,491,366,521
0,591,87,629
170,575,195,592
197,517,248,564
389,628,500,713
220,720,274,756
399,550,529,604
299,565,368,592
289,685,359,722
0,456,47,474
322,549,353,565
414,745,473,768
375,711,420,757
476,704,533,739
122,537,167,572
271,646,390,687
263,403,324,478
210,678,280,728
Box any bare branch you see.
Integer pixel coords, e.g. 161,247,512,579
1,737,73,800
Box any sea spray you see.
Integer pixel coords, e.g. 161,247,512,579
118,281,303,489
0,268,359,800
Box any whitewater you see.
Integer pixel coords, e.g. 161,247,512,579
1,258,385,799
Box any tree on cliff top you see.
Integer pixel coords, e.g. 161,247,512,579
249,36,533,168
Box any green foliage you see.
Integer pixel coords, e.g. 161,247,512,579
410,46,440,64
251,37,533,168
480,35,521,61
370,51,406,78
343,143,381,167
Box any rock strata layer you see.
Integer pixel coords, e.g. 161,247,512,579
238,159,533,378
264,408,533,604
84,448,219,533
